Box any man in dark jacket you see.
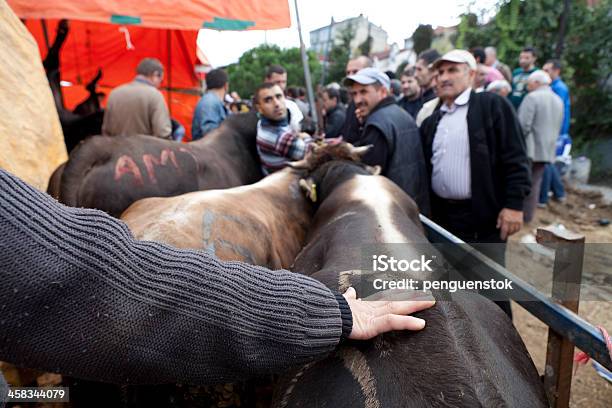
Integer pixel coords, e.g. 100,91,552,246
321,86,346,138
341,56,373,141
344,68,430,215
398,66,424,119
420,50,531,317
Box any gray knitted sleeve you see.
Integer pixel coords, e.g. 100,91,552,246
0,169,347,385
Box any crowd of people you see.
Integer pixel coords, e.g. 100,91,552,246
101,46,571,284
0,38,576,392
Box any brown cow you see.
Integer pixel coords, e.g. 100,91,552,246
121,141,377,270
273,159,548,408
58,112,263,217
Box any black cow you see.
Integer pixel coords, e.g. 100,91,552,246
273,160,548,408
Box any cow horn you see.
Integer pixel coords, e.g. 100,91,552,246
299,178,317,202
351,144,373,157
287,159,310,169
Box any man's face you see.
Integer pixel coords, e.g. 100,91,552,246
519,51,536,70
475,65,488,88
256,85,287,121
350,82,387,118
321,92,337,111
345,59,367,77
266,72,287,91
150,71,164,88
484,49,496,66
436,61,474,103
543,63,559,81
415,58,434,88
400,75,420,99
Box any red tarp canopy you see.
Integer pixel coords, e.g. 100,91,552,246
8,0,291,138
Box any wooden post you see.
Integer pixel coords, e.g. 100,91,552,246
536,226,585,408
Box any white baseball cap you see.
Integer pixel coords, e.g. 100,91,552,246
432,50,477,71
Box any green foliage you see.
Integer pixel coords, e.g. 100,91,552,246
395,60,409,78
412,24,434,55
452,0,612,140
325,23,355,84
564,0,612,139
358,35,373,57
226,44,321,99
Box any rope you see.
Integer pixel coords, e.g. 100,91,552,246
573,326,612,376
118,26,135,50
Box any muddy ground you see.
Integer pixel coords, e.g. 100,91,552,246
508,183,612,407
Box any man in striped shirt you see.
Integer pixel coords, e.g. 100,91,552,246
254,83,313,175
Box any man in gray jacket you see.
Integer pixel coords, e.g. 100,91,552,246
518,70,563,223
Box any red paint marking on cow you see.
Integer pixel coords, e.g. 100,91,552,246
143,149,181,184
114,155,144,186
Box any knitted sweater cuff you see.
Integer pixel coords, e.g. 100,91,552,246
333,292,353,341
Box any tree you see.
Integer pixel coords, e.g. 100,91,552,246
358,35,372,57
326,23,355,84
411,24,433,55
226,44,321,99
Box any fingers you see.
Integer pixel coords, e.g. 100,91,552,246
496,211,503,229
500,220,509,240
381,299,436,316
343,286,357,300
371,314,427,334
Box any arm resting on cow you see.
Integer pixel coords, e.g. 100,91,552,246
0,169,349,385
359,126,389,172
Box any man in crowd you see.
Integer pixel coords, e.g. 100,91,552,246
510,46,538,109
321,86,346,139
484,46,512,82
518,70,564,223
344,68,430,214
486,80,512,98
191,68,229,140
341,56,374,141
265,64,303,131
254,83,313,175
420,50,531,317
102,58,171,139
472,47,504,87
415,48,441,103
398,66,424,119
539,59,572,206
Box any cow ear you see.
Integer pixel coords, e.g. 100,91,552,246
299,178,317,202
366,165,382,175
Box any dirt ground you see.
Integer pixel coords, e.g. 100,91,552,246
507,183,612,407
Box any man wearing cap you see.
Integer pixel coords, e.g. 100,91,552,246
420,50,531,318
344,68,430,214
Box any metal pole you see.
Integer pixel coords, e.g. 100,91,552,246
293,0,318,131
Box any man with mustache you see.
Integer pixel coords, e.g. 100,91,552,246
420,50,531,318
344,68,430,214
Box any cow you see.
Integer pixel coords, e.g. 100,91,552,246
57,112,263,217
121,141,377,270
117,142,378,407
273,159,548,408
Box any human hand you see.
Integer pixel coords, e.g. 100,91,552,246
496,208,523,240
343,287,435,340
355,108,366,124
